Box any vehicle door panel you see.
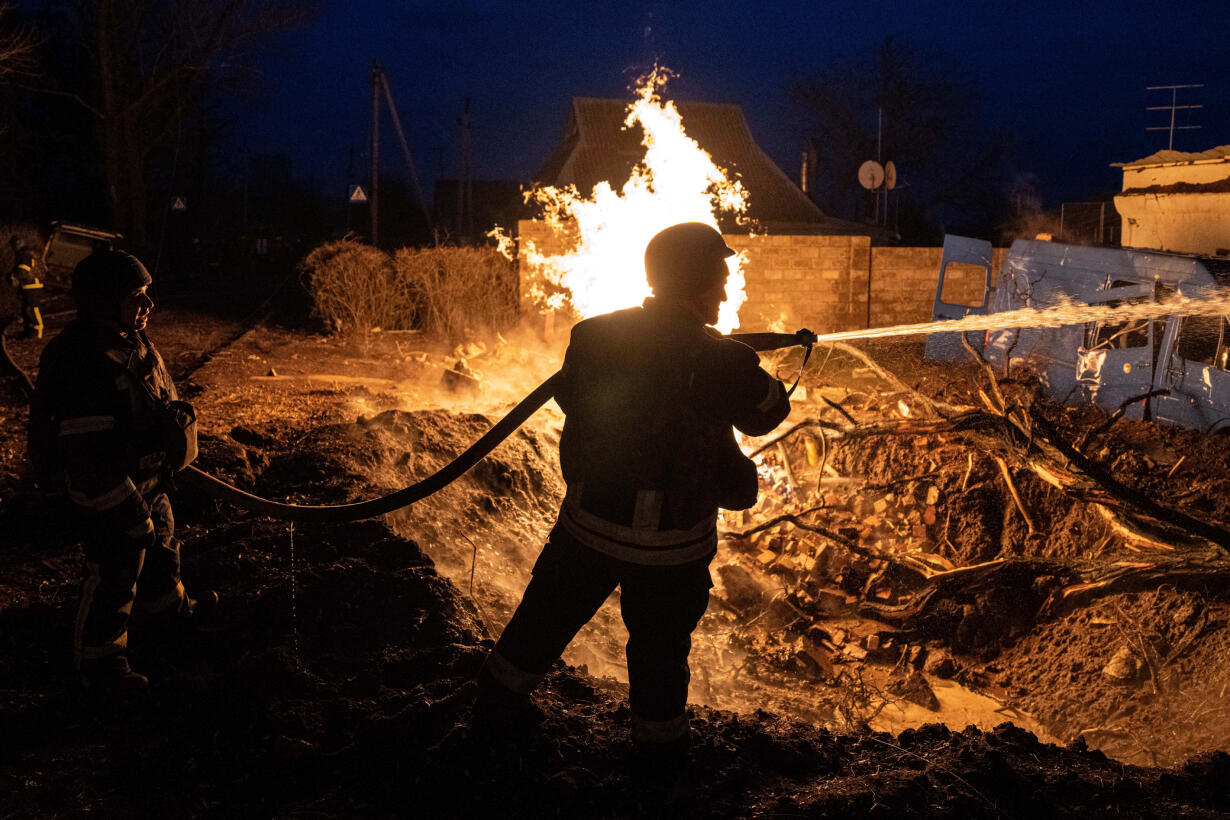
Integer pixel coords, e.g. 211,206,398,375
1153,314,1230,432
924,236,994,363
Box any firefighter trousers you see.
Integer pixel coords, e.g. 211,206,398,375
19,283,43,339
487,525,713,744
74,492,187,668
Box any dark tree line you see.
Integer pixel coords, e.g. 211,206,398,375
0,0,314,259
791,38,1030,244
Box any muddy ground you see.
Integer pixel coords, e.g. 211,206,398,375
1,296,1229,818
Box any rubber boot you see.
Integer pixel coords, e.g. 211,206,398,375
472,663,544,740
186,589,220,624
630,735,694,807
80,654,149,701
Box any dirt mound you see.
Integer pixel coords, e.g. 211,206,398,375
995,588,1230,767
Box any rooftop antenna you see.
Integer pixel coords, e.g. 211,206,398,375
1146,84,1203,150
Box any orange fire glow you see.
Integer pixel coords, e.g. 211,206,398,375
518,68,751,333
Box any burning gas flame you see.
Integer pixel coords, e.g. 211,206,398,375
517,67,751,333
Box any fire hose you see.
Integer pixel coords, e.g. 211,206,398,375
3,319,815,523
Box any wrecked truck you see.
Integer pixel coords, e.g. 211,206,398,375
924,235,1230,434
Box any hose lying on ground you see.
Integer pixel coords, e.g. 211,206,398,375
179,374,559,522
4,323,812,524
1,319,35,400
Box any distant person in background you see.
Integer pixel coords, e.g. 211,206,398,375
477,222,792,790
27,249,215,698
8,236,43,339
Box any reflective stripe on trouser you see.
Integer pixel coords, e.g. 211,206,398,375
75,492,184,665
492,525,712,738
68,476,136,511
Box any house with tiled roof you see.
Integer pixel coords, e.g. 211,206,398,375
1112,145,1230,256
535,97,883,237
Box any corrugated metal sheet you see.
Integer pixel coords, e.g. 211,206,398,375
535,97,858,230
1112,144,1230,168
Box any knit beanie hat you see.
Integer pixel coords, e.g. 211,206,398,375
72,250,152,311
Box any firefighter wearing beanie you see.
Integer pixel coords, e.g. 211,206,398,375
478,223,791,788
27,249,215,697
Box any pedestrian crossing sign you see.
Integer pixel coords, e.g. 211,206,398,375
349,185,368,203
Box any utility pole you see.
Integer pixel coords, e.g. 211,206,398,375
370,60,381,246
1147,84,1203,150
368,61,434,245
876,106,884,226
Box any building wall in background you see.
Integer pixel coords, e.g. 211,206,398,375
1115,152,1230,257
1116,192,1230,257
516,220,1005,334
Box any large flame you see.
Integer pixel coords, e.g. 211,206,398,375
520,68,751,333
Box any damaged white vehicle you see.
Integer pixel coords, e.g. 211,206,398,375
924,236,1230,434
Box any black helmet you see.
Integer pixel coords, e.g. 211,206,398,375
72,250,152,312
644,222,735,296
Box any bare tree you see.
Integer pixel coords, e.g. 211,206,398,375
0,2,36,81
33,0,311,249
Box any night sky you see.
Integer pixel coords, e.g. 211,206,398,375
240,0,1230,211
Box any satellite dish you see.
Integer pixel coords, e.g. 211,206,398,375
884,161,897,190
858,160,885,190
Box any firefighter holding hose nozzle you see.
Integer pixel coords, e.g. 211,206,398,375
27,250,216,699
477,222,792,790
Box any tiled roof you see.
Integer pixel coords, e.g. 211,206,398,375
1112,145,1230,168
535,97,863,231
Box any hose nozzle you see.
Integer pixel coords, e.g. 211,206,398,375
727,329,816,352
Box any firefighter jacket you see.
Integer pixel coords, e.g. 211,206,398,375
29,319,178,541
9,247,38,289
554,297,790,566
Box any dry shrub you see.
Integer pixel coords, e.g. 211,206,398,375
300,240,410,336
392,246,516,342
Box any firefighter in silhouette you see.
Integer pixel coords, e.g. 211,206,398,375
28,249,215,696
9,236,43,339
478,222,791,774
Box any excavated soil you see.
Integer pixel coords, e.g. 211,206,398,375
1,310,1229,817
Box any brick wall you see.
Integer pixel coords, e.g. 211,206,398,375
516,220,1005,333
725,234,869,332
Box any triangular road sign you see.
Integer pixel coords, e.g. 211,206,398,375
349,185,368,203
171,196,187,211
